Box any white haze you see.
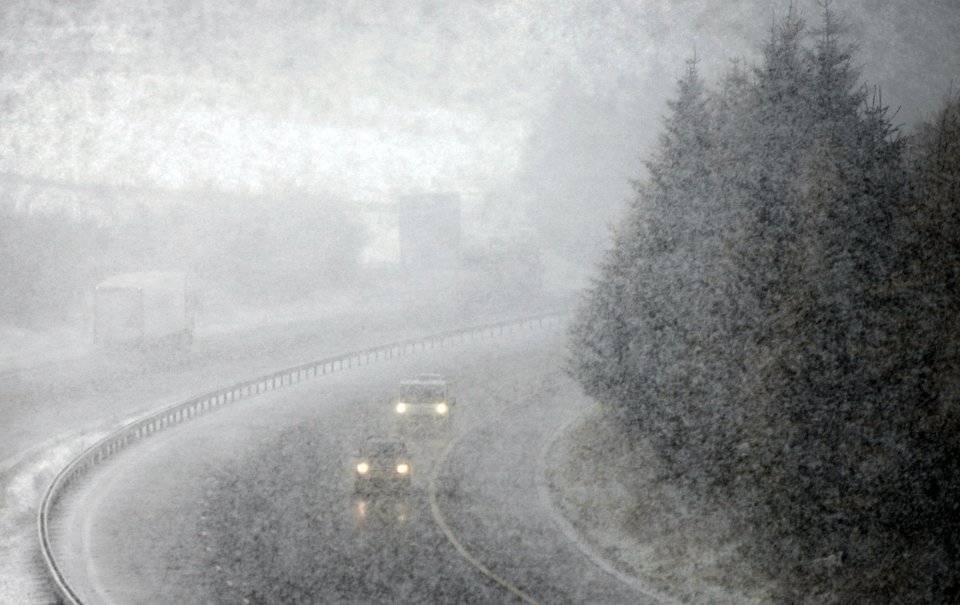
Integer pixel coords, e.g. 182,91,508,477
2,2,959,603
2,0,958,269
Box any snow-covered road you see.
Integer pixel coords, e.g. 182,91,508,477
0,304,510,604
46,323,653,603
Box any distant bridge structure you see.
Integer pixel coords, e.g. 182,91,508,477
0,171,400,217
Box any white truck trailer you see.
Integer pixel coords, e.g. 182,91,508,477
93,271,193,348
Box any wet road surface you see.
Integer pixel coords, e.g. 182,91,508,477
52,325,655,604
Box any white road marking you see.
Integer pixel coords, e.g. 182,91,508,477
428,434,544,605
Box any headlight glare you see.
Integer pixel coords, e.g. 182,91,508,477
396,402,407,414
435,402,448,415
356,462,370,474
396,463,409,475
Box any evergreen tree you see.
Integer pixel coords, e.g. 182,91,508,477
719,4,909,599
571,6,957,601
863,92,960,603
571,56,726,484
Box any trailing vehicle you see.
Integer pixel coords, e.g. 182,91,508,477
352,436,412,496
93,271,194,349
353,497,410,526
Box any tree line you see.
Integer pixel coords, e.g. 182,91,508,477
569,4,959,603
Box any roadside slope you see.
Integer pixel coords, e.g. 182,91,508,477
543,400,773,604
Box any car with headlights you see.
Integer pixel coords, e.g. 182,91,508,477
353,436,412,495
392,373,456,428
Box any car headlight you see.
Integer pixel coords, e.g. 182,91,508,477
356,462,370,474
396,402,407,414
435,402,448,415
396,463,409,475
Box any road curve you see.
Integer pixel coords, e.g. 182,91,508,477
49,325,657,604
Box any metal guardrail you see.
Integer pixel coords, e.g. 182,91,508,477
37,311,565,605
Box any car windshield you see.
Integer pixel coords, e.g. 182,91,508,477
363,440,406,457
400,383,445,402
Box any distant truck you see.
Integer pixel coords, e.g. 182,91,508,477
93,271,194,348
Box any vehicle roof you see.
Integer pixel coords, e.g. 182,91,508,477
414,373,445,381
96,271,184,290
400,377,446,387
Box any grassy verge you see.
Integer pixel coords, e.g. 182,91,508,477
544,404,773,604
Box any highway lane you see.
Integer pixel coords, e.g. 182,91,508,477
434,382,657,604
51,323,654,603
2,308,447,604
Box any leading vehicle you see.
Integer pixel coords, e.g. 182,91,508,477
392,373,456,428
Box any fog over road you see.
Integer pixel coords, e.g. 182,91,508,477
49,325,650,604
0,306,417,466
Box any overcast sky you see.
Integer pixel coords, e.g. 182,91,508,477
2,1,958,230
